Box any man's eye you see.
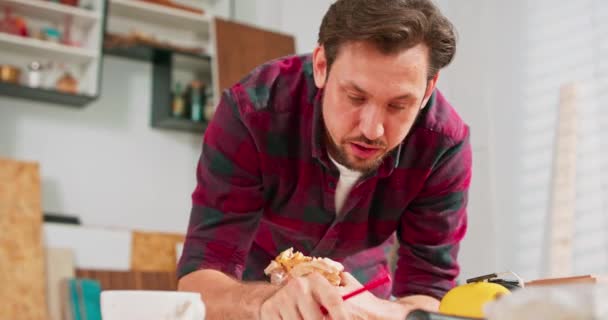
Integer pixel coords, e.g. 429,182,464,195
389,104,406,110
348,96,365,104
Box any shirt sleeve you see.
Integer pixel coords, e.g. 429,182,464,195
177,88,264,280
392,128,472,300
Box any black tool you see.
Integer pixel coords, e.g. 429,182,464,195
405,310,483,320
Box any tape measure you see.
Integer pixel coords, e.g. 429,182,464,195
438,272,523,318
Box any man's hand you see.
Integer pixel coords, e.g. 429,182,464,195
340,273,418,320
258,271,439,320
339,272,380,319
260,272,349,320
397,295,440,312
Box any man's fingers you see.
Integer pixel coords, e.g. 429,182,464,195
278,277,307,320
279,301,304,320
261,277,305,320
260,299,281,320
296,290,325,320
261,273,353,320
307,273,349,320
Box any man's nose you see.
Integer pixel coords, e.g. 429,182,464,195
358,104,385,141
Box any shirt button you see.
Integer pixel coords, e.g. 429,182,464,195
328,181,336,189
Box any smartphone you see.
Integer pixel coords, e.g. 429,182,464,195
405,310,484,320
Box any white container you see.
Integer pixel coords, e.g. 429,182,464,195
101,290,205,320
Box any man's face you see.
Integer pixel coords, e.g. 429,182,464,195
312,41,438,173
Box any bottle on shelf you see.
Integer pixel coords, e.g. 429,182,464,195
189,80,203,122
204,86,215,121
171,82,185,118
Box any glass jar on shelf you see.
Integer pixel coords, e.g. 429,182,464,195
26,61,44,88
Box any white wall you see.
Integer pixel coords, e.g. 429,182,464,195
478,0,527,277
279,1,333,53
233,0,332,54
0,57,201,233
234,0,283,35
447,0,608,281
503,0,608,279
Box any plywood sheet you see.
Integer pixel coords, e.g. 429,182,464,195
0,158,47,320
214,17,296,92
131,231,184,272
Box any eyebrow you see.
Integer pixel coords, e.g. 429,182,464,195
343,81,414,101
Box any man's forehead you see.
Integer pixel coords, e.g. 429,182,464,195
333,40,430,63
331,42,430,81
335,69,425,101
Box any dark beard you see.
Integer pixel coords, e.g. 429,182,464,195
322,124,388,174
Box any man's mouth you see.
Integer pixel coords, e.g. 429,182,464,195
348,142,383,160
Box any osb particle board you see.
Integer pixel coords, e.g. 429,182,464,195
46,248,75,320
131,231,185,272
0,158,47,320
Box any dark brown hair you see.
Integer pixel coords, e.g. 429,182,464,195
318,0,457,79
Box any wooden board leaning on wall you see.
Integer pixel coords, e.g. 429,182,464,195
0,158,47,320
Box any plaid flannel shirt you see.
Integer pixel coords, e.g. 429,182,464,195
178,54,472,299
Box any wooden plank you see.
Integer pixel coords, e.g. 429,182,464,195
548,83,578,277
131,231,185,272
76,269,178,291
214,17,296,92
525,274,608,287
46,248,75,320
0,158,47,320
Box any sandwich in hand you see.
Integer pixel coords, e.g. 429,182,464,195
263,248,344,286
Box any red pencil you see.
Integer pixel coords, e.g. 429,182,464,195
321,273,391,314
342,273,391,301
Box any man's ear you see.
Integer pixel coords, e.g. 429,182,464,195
312,45,328,88
421,72,440,108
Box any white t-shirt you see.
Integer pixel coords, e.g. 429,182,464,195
329,156,362,214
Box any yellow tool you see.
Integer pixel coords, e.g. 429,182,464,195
438,272,523,319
